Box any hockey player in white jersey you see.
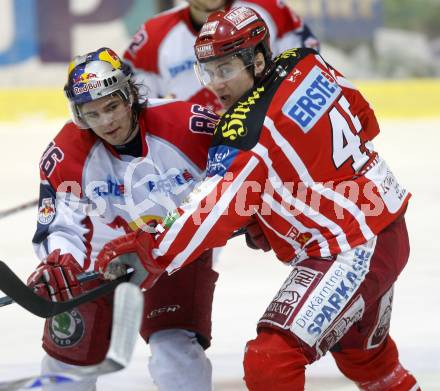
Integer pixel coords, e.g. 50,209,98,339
124,0,319,112
26,47,220,390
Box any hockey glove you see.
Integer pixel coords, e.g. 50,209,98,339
245,217,271,252
27,249,84,302
95,228,164,290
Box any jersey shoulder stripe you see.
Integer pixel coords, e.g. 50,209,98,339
40,122,98,193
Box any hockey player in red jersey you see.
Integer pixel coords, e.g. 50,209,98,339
97,7,421,391
124,0,319,113
27,48,220,390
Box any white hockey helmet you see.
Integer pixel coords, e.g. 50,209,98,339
64,47,134,129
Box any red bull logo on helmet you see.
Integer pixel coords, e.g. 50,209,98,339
72,72,97,84
73,80,102,95
98,48,122,70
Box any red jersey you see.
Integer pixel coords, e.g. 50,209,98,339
151,48,410,273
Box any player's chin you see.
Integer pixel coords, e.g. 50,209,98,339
220,95,234,111
104,135,123,146
108,127,130,145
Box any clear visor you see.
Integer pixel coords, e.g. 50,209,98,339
194,54,252,86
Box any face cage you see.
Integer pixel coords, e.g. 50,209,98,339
70,85,134,129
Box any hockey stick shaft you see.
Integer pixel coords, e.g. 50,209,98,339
0,260,132,318
0,199,38,219
0,270,99,308
0,227,246,316
0,283,143,390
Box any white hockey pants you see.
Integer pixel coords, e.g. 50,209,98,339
149,329,212,391
41,328,212,390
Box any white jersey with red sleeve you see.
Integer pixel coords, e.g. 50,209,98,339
152,48,410,273
123,0,319,112
32,100,217,270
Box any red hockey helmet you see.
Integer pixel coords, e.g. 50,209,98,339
194,6,271,63
194,7,271,86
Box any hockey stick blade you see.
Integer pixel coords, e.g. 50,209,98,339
0,260,132,318
0,283,143,390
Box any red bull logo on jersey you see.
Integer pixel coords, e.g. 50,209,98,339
282,66,341,133
38,197,56,225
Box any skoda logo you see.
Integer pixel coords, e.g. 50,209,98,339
49,309,85,347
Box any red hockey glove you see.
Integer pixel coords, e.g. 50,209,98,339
27,249,84,302
245,217,271,252
95,228,164,290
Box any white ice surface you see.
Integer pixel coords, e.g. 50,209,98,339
0,118,439,390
